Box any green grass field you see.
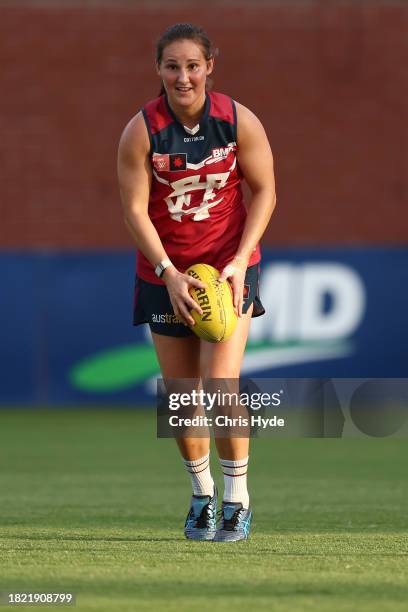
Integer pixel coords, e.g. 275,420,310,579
0,409,407,611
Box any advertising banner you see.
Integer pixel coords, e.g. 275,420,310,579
1,248,407,405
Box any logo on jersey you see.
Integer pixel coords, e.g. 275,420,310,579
153,154,169,171
152,156,237,222
212,146,233,161
170,154,187,171
184,135,205,143
163,173,231,221
153,153,187,172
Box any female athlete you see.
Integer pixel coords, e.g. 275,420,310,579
118,23,276,542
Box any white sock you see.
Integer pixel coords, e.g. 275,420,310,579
183,453,214,497
220,456,249,509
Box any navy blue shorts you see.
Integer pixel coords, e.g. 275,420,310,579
133,264,265,337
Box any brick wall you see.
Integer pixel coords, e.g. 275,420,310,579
0,1,406,247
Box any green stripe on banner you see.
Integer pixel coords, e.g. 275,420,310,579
69,344,159,392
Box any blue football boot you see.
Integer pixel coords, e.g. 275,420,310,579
213,502,252,542
184,486,217,541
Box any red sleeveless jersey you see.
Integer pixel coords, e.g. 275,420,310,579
137,91,261,284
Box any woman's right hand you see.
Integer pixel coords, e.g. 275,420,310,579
163,267,206,327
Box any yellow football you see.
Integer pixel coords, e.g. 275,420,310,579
185,263,238,343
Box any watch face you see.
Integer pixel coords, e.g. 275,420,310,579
156,260,171,277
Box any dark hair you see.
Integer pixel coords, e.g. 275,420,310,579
156,23,215,96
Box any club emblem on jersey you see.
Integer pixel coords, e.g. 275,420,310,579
152,153,187,172
153,154,169,171
170,153,187,171
152,156,237,222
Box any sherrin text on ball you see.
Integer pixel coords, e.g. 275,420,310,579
185,263,237,342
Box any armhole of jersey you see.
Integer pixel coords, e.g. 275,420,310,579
141,108,153,156
232,98,242,176
231,98,238,143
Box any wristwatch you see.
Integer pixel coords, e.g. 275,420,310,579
154,259,173,278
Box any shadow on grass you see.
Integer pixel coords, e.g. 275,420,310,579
0,533,184,543
1,533,408,557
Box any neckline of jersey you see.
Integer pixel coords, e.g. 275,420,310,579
164,92,210,133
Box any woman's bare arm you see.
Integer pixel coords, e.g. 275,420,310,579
235,102,276,261
219,102,276,316
118,112,170,267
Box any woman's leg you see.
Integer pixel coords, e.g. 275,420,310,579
151,332,209,461
151,332,216,540
200,304,253,459
200,305,253,513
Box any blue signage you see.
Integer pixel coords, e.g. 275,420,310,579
1,248,407,405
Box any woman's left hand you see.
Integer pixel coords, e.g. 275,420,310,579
218,256,248,317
